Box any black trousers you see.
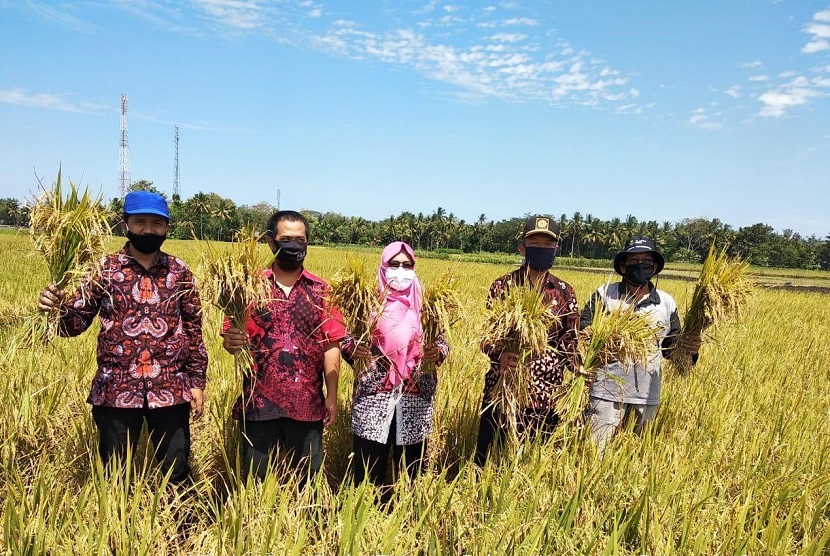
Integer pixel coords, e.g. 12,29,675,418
352,415,426,488
474,402,559,467
240,417,323,482
91,403,192,483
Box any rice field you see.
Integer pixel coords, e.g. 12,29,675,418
0,230,828,555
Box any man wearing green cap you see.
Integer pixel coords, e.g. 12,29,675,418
37,190,208,483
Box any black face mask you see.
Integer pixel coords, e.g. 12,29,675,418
624,263,655,286
272,240,307,271
126,230,166,255
524,246,556,271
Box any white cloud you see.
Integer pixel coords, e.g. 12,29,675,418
0,89,106,113
414,1,439,15
758,76,820,117
193,0,263,30
503,17,538,26
725,85,741,98
23,2,97,33
489,32,527,42
748,74,769,82
803,13,830,53
742,60,763,68
689,108,724,129
443,5,459,13
803,39,829,54
312,22,635,108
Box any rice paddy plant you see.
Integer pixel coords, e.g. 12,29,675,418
556,301,662,426
481,284,556,425
198,225,272,379
674,244,754,373
420,268,463,374
26,168,111,344
328,255,383,375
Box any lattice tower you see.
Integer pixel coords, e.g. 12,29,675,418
173,125,180,199
118,93,130,199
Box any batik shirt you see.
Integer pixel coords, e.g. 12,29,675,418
481,267,580,412
342,333,448,445
231,268,346,422
58,245,208,408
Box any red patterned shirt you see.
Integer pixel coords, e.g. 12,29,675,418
58,244,208,409
481,267,579,411
230,268,346,422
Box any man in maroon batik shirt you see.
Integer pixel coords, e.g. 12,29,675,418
222,210,345,481
475,215,580,466
38,191,207,484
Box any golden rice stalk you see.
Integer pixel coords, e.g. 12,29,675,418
328,256,383,375
420,269,463,374
199,225,272,378
481,285,555,424
674,244,754,373
555,302,661,425
28,167,112,343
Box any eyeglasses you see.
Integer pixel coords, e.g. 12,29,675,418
387,260,414,270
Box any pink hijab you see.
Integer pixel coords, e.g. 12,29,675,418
374,241,423,387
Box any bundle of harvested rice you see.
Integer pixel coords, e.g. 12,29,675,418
555,301,660,426
199,225,272,378
328,256,383,375
481,284,555,422
28,168,111,343
673,244,754,373
419,269,463,374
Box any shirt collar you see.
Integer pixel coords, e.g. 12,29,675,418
513,266,556,288
618,278,661,304
119,242,169,269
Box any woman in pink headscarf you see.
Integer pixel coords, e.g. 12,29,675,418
341,241,448,491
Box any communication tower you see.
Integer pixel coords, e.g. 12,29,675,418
118,93,130,199
173,125,180,199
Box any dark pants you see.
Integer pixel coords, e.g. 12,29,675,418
352,415,426,488
474,402,559,466
240,418,323,482
91,403,192,483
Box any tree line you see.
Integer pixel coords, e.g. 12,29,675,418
2,181,828,270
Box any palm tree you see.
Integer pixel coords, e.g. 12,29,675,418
212,198,234,241
606,217,624,252
570,212,583,257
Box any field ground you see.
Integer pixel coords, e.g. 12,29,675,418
0,231,828,555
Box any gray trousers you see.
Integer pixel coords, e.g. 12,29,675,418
587,397,658,454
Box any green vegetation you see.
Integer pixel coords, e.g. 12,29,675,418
3,177,829,270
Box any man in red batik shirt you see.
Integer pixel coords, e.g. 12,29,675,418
222,210,345,481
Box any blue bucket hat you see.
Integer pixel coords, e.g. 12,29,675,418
124,190,169,220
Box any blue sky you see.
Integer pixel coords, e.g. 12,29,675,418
1,1,829,237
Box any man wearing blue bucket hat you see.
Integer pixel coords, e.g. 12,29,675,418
38,190,208,483
580,237,700,453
